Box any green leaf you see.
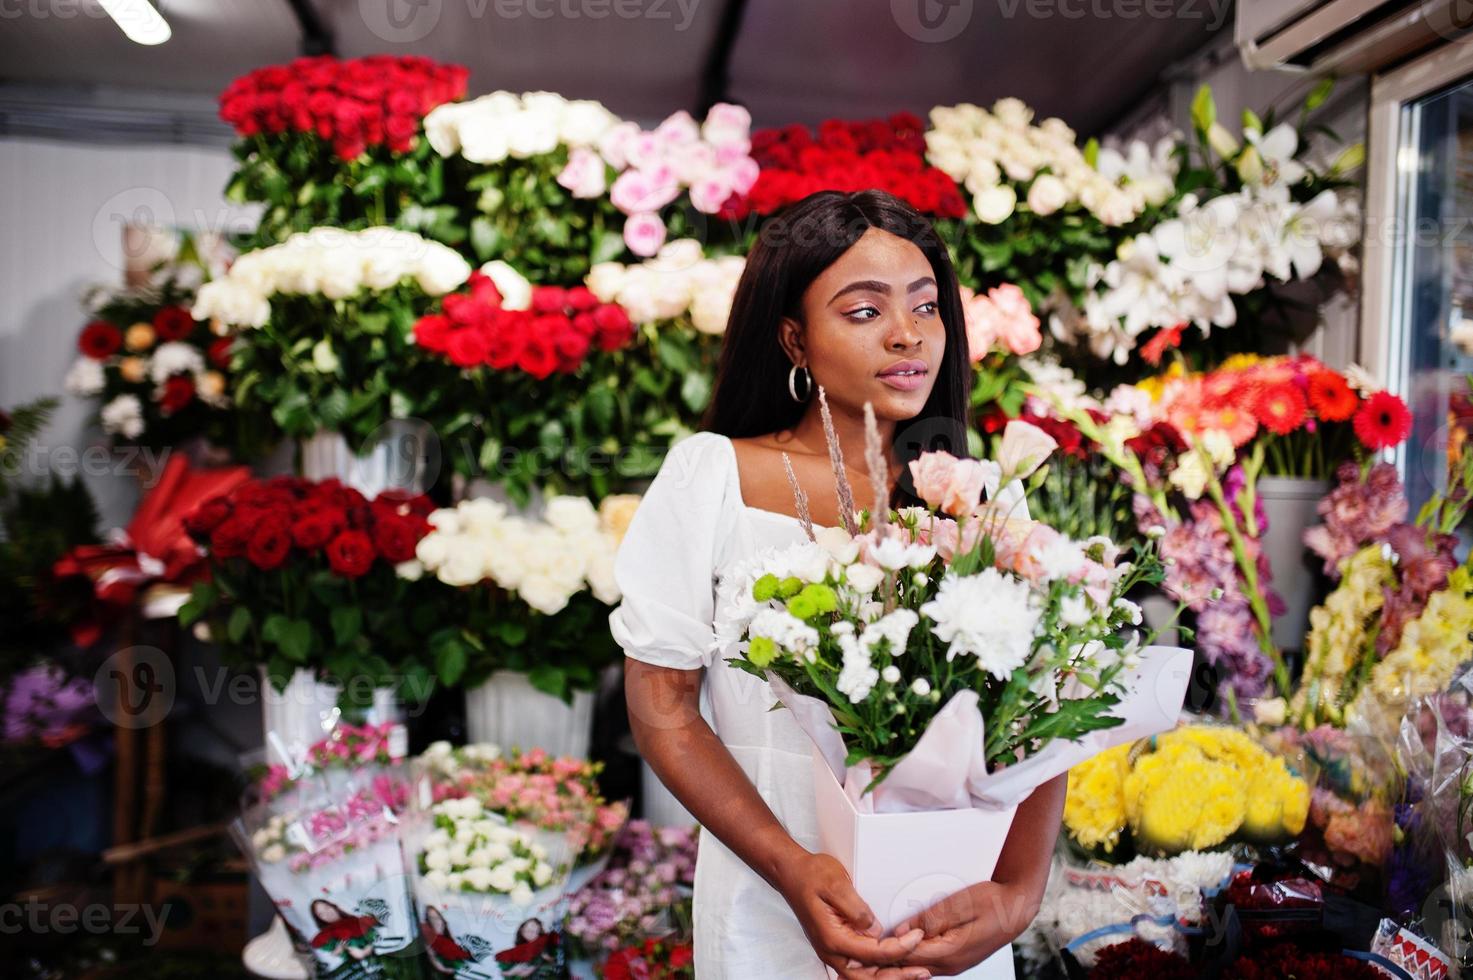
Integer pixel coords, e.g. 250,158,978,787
227,606,253,644
261,613,289,645
279,619,314,664
331,606,363,647
433,635,467,687
1305,77,1333,112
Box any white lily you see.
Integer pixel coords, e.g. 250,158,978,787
1243,122,1307,188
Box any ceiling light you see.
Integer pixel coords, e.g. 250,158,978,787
96,0,172,46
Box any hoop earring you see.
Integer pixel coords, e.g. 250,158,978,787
788,364,811,402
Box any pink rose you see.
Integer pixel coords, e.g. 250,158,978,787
960,282,1042,360
701,103,752,147
623,212,668,257
597,121,641,170
610,167,680,214
557,146,607,198
908,451,993,518
655,109,701,147
689,175,733,214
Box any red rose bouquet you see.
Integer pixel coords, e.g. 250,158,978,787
179,475,446,710
220,55,470,247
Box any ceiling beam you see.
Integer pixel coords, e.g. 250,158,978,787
282,0,335,56
696,0,749,116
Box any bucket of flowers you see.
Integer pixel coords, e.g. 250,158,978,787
721,394,1194,978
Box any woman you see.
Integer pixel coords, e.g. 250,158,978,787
609,189,1066,979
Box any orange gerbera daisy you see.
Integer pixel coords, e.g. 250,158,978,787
1306,370,1358,422
1254,382,1309,435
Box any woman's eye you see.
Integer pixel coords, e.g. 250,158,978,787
915,301,938,316
846,306,879,321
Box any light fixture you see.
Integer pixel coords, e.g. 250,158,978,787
96,0,172,46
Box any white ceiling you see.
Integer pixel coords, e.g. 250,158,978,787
0,0,1230,135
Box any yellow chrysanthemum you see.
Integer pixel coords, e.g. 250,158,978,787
1125,741,1246,853
1242,755,1310,841
1064,744,1130,852
1370,567,1473,706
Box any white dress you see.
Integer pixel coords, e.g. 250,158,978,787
608,429,832,977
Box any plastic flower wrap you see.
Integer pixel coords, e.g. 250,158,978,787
1063,723,1310,858
563,820,697,965
232,725,421,979
403,749,586,979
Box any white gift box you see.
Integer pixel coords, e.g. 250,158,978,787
812,743,1019,979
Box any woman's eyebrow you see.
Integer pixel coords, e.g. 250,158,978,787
829,276,936,304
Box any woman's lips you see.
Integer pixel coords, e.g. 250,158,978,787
872,359,930,389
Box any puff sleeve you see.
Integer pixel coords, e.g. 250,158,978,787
608,431,730,671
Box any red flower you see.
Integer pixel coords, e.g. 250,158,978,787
246,519,292,570
184,496,233,538
153,306,196,342
413,314,453,353
1353,391,1412,450
159,376,196,414
210,516,254,559
1306,370,1357,421
1253,382,1307,436
1140,322,1185,366
446,328,491,369
371,513,423,564
78,320,123,359
326,529,376,578
291,508,347,551
208,337,234,369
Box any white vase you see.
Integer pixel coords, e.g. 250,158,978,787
240,915,309,980
297,420,437,496
464,669,594,758
641,760,696,827
258,666,400,756
1257,476,1330,653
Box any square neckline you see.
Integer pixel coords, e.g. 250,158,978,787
707,431,832,531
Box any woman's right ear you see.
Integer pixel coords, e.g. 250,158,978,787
777,315,805,366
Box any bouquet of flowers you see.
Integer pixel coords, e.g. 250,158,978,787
600,937,694,980
403,748,589,979
232,721,422,979
562,821,697,967
191,226,472,447
425,89,627,283
219,55,470,247
1063,724,1310,858
406,495,632,699
64,256,243,454
419,741,629,884
725,112,966,226
179,476,443,710
1051,81,1362,366
721,393,1193,946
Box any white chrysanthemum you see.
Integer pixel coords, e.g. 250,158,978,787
100,394,144,439
148,341,205,384
861,609,919,656
64,357,106,396
920,569,1041,677
835,634,879,704
748,607,819,658
1034,535,1087,581
869,536,937,570
1058,593,1092,628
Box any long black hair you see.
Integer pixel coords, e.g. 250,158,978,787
701,189,973,508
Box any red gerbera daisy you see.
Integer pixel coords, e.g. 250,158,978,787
78,320,123,359
1306,369,1358,421
1254,382,1308,436
1353,391,1412,450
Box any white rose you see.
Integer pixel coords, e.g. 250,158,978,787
480,260,532,311
416,245,473,296
690,288,733,335
487,864,518,893
560,99,619,147
423,848,452,872
973,184,1017,224
585,547,621,605
463,866,495,892
439,538,490,587
543,496,600,534
423,102,465,157
1026,174,1069,216
519,575,575,616
584,262,627,303
507,110,561,159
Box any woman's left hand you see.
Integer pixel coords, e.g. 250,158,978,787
890,880,1041,977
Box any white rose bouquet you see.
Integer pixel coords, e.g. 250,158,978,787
404,494,635,700
191,225,472,448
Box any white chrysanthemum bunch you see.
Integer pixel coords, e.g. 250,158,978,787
424,90,621,165
418,797,556,902
409,494,637,616
191,227,472,329
584,238,745,334
925,98,1175,227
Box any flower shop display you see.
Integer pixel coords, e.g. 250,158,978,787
599,937,694,980
1049,82,1362,366
64,252,247,456
407,495,631,753
232,721,422,980
561,820,696,970
1062,724,1310,859
179,475,444,714
220,55,470,248
718,398,1191,973
1280,448,1473,731
191,226,472,454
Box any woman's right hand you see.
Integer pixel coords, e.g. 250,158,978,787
775,851,932,980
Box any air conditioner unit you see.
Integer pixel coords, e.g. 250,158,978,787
1236,0,1469,73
